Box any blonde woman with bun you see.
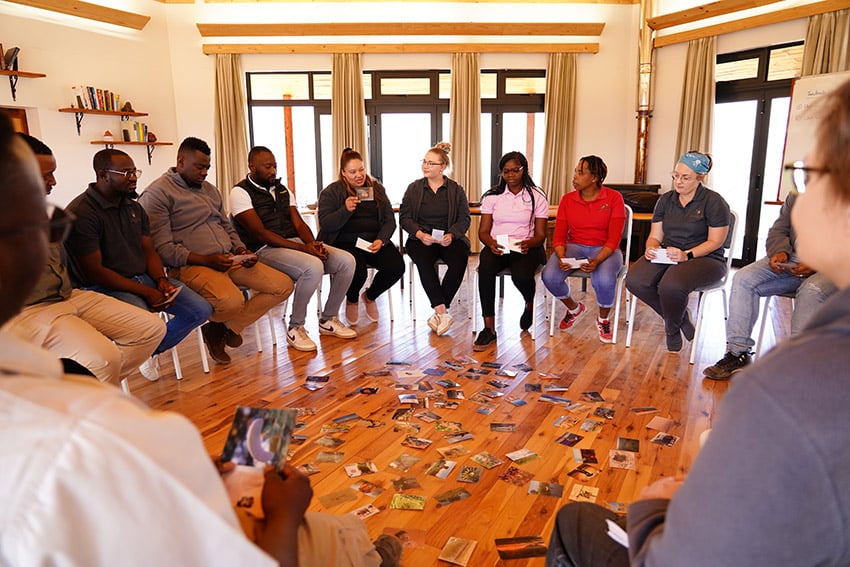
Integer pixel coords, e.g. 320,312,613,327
399,142,471,336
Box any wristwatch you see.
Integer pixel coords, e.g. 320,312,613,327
686,250,694,261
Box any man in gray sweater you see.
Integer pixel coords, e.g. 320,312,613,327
139,137,293,364
703,192,836,380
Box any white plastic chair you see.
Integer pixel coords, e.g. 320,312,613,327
471,263,545,340
548,205,633,343
755,291,795,358
407,256,472,321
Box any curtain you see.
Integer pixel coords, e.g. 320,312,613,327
331,53,368,164
540,53,576,204
214,53,249,210
802,8,850,76
675,37,716,167
450,52,482,201
450,53,482,251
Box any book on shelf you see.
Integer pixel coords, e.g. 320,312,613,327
0,44,5,71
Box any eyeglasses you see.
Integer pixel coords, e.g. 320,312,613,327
671,172,694,183
421,160,443,167
106,168,142,179
784,161,830,194
0,204,75,244
502,166,524,175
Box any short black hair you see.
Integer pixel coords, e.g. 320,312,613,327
248,146,273,163
178,137,211,156
579,155,608,187
93,148,130,172
17,132,52,156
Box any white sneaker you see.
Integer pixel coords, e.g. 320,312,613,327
319,316,357,339
436,313,454,336
286,326,317,352
427,313,440,332
139,355,160,382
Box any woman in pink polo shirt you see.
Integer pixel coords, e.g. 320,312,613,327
474,151,549,351
542,156,626,343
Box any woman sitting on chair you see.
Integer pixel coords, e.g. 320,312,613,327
474,151,549,351
542,155,626,343
400,142,471,336
625,151,730,352
317,148,404,325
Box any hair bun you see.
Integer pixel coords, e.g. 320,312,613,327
436,141,451,154
343,147,353,152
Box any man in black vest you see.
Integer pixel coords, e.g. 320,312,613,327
230,146,356,352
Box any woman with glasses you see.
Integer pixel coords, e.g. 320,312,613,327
542,155,626,343
474,151,549,351
317,148,404,325
625,151,730,352
399,142,471,336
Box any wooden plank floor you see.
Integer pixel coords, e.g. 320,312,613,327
128,260,791,565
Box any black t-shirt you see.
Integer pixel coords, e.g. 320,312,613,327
651,184,730,260
338,200,381,245
418,183,450,233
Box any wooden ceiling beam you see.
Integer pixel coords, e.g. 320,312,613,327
654,0,850,48
647,0,783,30
196,22,605,37
202,42,599,54
4,0,150,30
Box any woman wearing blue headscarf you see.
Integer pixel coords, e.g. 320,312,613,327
625,151,731,352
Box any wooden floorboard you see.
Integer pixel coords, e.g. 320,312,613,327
128,261,789,565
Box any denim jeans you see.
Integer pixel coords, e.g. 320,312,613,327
541,244,623,308
88,274,212,355
726,257,838,354
257,239,355,327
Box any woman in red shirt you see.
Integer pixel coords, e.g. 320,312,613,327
542,155,626,342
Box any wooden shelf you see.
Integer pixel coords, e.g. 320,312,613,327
1,68,46,101
59,107,149,135
90,140,174,165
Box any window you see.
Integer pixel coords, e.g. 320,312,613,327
246,69,546,206
713,42,802,265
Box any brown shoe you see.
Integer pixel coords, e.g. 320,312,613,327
224,327,243,348
202,322,231,364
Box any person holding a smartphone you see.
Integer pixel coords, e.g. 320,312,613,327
65,148,214,380
703,191,837,380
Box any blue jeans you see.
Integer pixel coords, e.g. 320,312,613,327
541,244,623,308
726,257,838,354
87,274,213,355
257,239,355,328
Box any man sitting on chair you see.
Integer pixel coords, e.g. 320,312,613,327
230,146,356,352
703,192,836,380
139,137,293,365
64,148,213,381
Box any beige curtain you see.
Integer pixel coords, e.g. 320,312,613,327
449,52,482,251
214,54,249,209
331,53,368,164
450,53,482,200
802,9,850,76
540,53,576,204
675,37,716,165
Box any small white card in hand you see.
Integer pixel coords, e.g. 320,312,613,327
230,254,255,264
431,229,445,241
560,257,589,269
606,519,629,548
496,234,522,253
650,248,677,264
355,237,375,253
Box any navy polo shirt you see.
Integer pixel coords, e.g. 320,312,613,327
66,183,150,282
651,184,730,261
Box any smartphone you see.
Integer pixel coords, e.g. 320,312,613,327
775,262,798,270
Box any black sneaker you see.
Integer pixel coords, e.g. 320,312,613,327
520,306,533,330
473,328,497,351
703,351,752,380
666,332,683,353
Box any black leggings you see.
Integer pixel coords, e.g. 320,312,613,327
477,246,545,318
337,242,405,303
405,238,469,308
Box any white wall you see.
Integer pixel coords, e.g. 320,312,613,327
0,1,179,207
0,0,809,205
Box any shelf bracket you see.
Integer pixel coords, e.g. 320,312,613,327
146,144,155,165
73,112,84,135
7,74,18,102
